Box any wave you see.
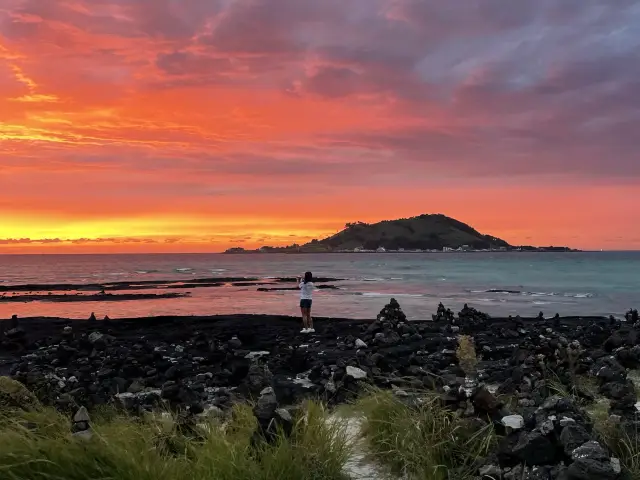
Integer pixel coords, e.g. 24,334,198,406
472,288,593,299
174,268,193,273
363,278,385,282
135,270,159,274
211,268,227,273
359,292,423,298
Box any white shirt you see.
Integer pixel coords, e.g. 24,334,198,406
299,281,315,300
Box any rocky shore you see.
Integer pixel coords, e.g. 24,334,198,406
0,292,190,303
2,303,640,479
0,276,343,304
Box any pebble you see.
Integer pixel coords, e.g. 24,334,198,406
355,339,367,349
345,366,367,380
501,415,525,430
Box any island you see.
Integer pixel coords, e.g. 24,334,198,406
224,214,578,253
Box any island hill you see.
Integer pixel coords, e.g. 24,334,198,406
225,214,578,253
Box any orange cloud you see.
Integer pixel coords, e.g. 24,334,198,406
1,0,639,253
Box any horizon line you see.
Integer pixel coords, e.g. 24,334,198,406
1,250,638,256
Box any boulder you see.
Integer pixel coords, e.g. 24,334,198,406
559,424,592,456
567,441,620,480
510,431,557,466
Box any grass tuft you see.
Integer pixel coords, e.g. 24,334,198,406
354,390,496,480
589,406,640,478
0,401,352,480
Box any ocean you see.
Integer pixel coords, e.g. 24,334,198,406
0,252,638,320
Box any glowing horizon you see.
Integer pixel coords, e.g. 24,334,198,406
2,0,639,253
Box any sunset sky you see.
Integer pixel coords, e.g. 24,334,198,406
1,0,639,253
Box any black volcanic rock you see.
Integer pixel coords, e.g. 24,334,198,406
2,302,637,477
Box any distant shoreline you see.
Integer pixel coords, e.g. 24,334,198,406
223,248,581,254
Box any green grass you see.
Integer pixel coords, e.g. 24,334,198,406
0,401,352,480
590,404,640,478
353,390,497,480
586,393,640,478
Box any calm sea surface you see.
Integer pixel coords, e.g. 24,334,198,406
0,252,638,320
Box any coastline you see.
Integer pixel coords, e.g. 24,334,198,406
2,302,639,477
223,248,582,254
0,309,621,375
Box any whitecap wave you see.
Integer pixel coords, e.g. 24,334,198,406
175,268,193,273
363,278,385,282
359,292,423,298
211,268,227,272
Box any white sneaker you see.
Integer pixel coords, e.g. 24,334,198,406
308,328,315,333
300,328,309,334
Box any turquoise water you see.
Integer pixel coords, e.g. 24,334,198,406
0,252,638,319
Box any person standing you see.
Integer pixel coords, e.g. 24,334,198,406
297,271,315,333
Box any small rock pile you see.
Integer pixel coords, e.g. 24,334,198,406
252,386,293,444
432,302,455,322
459,303,492,330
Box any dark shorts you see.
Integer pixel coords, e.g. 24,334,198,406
300,299,312,309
